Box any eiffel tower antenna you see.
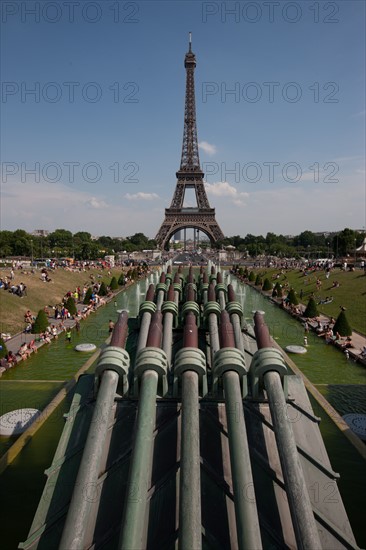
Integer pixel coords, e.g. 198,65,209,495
155,37,224,250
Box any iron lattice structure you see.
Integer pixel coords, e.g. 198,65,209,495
155,36,224,249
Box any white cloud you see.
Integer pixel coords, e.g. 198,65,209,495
0,180,162,236
1,171,364,239
124,192,159,201
205,181,249,206
198,141,217,156
351,110,366,118
332,155,364,162
212,180,365,236
85,197,107,209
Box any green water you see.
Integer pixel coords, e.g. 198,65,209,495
0,270,365,548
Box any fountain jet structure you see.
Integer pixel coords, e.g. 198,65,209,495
21,266,360,549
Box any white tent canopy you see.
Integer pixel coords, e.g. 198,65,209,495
356,238,366,253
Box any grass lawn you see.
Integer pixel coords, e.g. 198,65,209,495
246,267,366,335
0,266,128,335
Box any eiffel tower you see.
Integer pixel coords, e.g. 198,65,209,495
155,34,224,250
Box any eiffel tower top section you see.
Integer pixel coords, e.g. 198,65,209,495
177,32,204,180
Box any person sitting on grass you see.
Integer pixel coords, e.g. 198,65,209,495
24,310,33,323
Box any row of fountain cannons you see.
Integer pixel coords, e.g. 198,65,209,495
22,265,359,550
98,266,288,402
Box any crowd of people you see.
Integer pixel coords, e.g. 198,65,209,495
0,263,152,375
232,261,365,362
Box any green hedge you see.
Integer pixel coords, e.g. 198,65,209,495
32,309,49,333
65,296,77,316
110,276,118,290
83,287,93,304
304,297,318,318
262,278,272,291
333,311,352,337
287,288,299,306
98,282,108,296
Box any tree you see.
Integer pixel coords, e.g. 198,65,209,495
295,230,318,247
249,271,256,282
65,297,77,316
118,273,126,286
32,310,49,333
98,282,108,296
128,233,149,247
83,287,93,304
0,337,8,359
333,311,352,337
0,231,13,255
73,231,92,243
262,278,272,291
110,276,118,290
304,297,318,318
255,274,262,286
333,228,362,257
265,232,278,245
287,288,299,306
48,229,73,249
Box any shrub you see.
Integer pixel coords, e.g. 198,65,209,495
83,287,93,304
110,276,118,290
118,273,126,286
65,296,77,316
0,338,8,359
98,282,108,296
262,278,272,291
255,274,262,286
333,311,352,337
249,271,256,282
287,288,299,306
243,267,249,278
32,309,49,333
304,297,318,318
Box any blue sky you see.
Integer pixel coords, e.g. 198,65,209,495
1,0,365,238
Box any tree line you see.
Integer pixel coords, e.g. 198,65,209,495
0,230,157,260
0,228,364,259
216,228,365,258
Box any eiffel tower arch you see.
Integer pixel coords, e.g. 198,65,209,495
155,34,224,250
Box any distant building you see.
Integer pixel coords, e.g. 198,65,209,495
32,229,49,237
